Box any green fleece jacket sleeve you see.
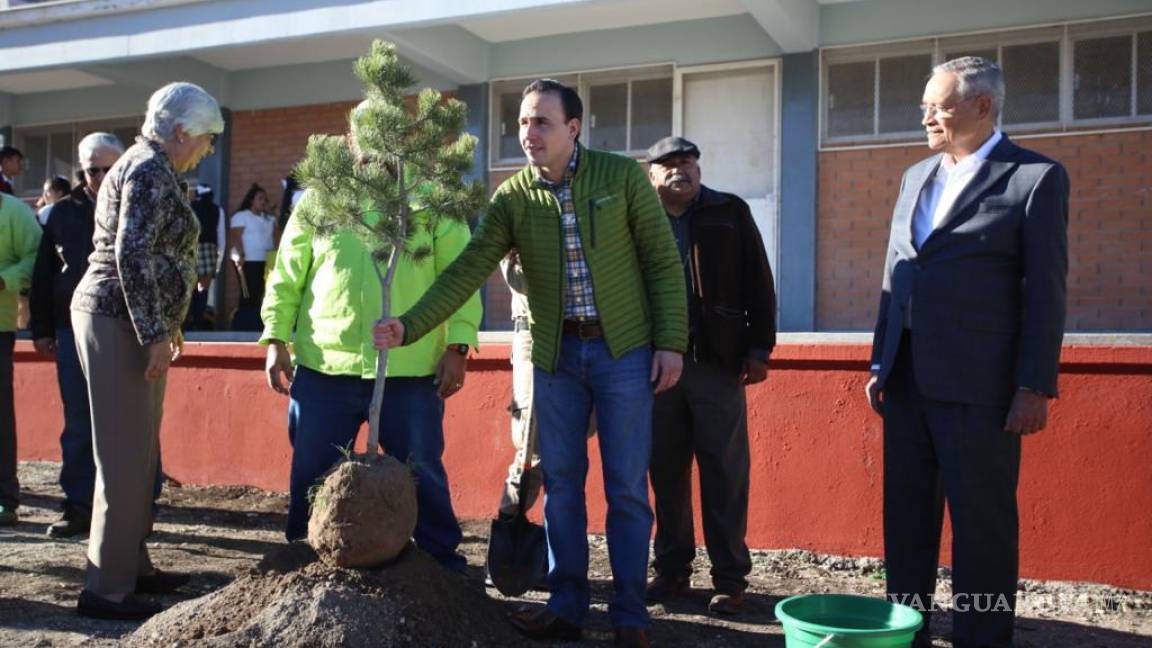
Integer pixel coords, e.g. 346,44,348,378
624,161,688,353
0,199,41,293
259,211,313,345
400,197,513,344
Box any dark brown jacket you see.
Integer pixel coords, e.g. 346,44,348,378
682,186,776,371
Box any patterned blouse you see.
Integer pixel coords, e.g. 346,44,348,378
71,137,200,345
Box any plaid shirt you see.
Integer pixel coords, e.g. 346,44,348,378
535,147,599,321
196,242,219,278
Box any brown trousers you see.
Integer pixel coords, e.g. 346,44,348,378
72,311,163,598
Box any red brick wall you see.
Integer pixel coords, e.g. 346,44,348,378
222,97,467,328
816,129,1152,331
228,102,359,215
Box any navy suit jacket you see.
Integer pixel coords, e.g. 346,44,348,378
869,135,1069,406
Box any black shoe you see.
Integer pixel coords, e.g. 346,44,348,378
47,507,91,538
135,569,191,594
507,607,582,641
77,590,162,621
645,572,690,603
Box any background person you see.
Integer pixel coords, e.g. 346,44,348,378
228,183,279,330
70,81,224,621
36,175,72,226
0,146,23,195
642,136,777,617
0,191,42,527
865,57,1069,648
261,176,481,571
186,184,223,330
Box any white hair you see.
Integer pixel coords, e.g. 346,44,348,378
77,132,124,161
141,82,224,142
934,56,1005,118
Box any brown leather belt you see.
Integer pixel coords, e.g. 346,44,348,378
562,319,603,339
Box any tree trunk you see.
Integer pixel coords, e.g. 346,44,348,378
366,246,401,457
365,162,409,457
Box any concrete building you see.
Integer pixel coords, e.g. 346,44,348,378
2,0,1150,331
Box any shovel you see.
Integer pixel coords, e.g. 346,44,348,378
486,444,548,597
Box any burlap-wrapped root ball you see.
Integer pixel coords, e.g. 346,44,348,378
308,455,418,568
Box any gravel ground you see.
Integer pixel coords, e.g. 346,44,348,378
1,461,1149,647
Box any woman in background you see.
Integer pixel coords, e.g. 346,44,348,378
228,183,279,330
36,175,72,226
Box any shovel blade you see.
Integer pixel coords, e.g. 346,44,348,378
486,515,548,597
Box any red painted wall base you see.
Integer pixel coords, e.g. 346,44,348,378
15,341,1152,590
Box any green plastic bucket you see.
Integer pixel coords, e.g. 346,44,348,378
774,594,923,648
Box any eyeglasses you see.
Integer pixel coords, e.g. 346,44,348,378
919,97,974,117
85,166,113,176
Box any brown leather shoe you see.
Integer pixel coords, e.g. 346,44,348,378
614,626,651,648
507,606,582,641
645,573,690,603
707,591,744,615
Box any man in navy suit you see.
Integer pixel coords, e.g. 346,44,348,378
865,57,1068,648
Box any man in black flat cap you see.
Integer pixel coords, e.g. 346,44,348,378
643,136,777,616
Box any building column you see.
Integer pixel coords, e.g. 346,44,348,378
778,51,819,331
456,82,497,328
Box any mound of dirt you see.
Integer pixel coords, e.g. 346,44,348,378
127,544,532,647
309,455,417,568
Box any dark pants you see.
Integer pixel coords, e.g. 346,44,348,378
286,366,464,571
54,327,162,514
650,357,751,594
55,327,95,512
884,333,1020,648
0,333,17,509
186,288,210,330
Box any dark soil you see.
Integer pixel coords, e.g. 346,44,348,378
308,456,417,568
127,543,531,647
2,461,1150,647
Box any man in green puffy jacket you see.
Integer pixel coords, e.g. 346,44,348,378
374,79,687,648
260,189,481,572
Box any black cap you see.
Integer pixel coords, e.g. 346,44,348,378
644,136,700,164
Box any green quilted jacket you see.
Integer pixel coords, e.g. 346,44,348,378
401,145,688,373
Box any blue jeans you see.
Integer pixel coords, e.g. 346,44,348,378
286,366,464,571
535,336,654,628
55,327,95,512
55,327,162,513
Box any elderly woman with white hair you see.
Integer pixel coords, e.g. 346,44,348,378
70,82,224,621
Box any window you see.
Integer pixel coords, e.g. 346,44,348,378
489,66,672,167
1139,31,1152,115
826,61,874,137
13,119,140,196
1001,42,1060,124
941,33,1063,127
878,55,932,133
823,42,934,141
821,17,1152,145
1074,35,1133,119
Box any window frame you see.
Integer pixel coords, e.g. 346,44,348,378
819,14,1152,149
